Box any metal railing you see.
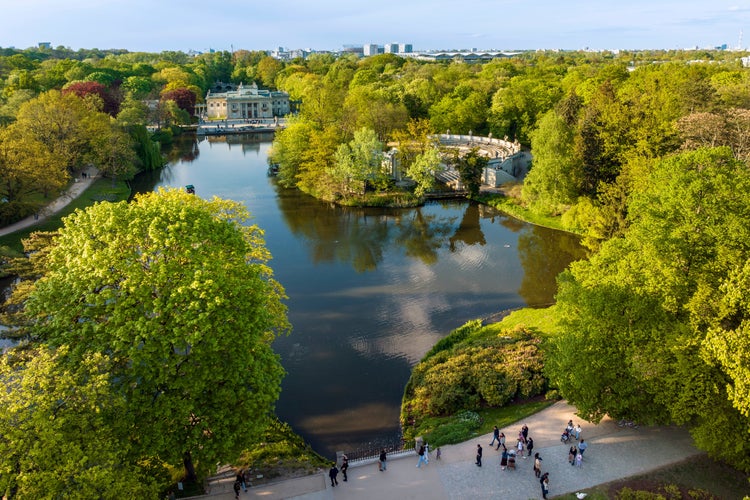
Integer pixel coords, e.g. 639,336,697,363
346,439,416,463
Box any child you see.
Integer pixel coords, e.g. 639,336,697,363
435,447,442,460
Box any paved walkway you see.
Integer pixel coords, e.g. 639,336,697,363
0,167,98,238
194,401,701,500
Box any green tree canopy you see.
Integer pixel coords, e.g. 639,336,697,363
547,147,750,470
5,188,290,486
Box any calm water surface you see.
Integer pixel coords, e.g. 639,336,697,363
131,134,586,457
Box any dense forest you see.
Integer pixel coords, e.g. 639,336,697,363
1,44,750,495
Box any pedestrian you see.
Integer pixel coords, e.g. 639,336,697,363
540,472,550,499
516,437,524,458
236,468,247,492
568,444,577,465
329,463,339,487
490,425,500,446
425,442,430,464
475,443,483,467
416,444,427,468
379,449,387,471
500,447,508,470
526,436,534,458
576,451,583,468
496,432,505,451
436,447,442,460
533,453,542,478
341,454,349,481
578,439,588,457
566,419,574,436
233,479,241,499
521,424,529,443
574,423,582,441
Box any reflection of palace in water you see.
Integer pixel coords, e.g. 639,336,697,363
203,132,276,154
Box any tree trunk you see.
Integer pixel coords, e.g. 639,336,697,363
183,451,198,484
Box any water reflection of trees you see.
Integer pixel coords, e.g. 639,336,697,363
448,202,486,252
516,226,587,306
275,188,458,271
163,135,200,163
275,184,585,283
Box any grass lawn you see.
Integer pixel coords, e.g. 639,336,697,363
0,178,130,254
475,192,577,234
409,399,554,448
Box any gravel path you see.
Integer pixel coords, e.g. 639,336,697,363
196,401,702,500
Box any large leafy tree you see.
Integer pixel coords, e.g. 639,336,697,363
0,125,67,203
522,110,579,214
329,127,385,196
547,147,750,470
0,347,161,498
406,147,441,197
9,189,289,484
63,80,120,116
450,147,487,197
12,90,107,174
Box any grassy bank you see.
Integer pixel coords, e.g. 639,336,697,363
474,192,576,233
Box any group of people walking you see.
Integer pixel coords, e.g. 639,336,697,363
485,419,587,498
321,417,588,497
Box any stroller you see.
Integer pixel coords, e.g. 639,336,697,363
506,450,517,470
561,429,571,443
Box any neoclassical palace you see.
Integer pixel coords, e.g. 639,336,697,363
199,82,290,120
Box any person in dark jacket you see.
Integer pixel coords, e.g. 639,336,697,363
475,443,483,466
490,425,500,446
329,463,339,487
379,449,387,471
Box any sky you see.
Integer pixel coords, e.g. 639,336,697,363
1,0,749,53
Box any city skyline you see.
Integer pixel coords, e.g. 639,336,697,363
2,0,748,53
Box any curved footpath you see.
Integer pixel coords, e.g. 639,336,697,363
0,167,98,238
196,401,701,500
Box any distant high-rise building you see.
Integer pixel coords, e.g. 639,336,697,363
384,43,399,54
363,44,379,56
38,42,51,49
398,43,412,53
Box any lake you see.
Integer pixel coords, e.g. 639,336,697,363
131,132,586,458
